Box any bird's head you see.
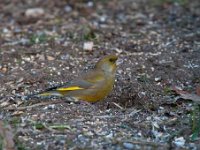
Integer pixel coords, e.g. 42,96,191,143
95,55,118,74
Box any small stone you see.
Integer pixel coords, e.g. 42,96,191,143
64,5,72,12
87,1,94,7
31,114,38,121
133,13,147,19
105,132,114,138
151,67,155,71
123,142,134,149
25,8,45,18
155,76,161,82
83,41,94,51
47,56,55,61
100,15,107,22
173,137,185,147
37,54,45,61
17,77,24,83
60,54,70,60
23,57,31,62
2,67,7,73
43,104,55,110
2,28,9,33
0,73,4,77
19,38,30,45
115,48,123,53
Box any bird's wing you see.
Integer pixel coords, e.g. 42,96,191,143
56,70,105,91
56,80,94,92
28,70,105,98
32,80,94,97
81,70,105,83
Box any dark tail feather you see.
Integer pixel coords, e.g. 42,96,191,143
25,90,63,100
25,84,65,100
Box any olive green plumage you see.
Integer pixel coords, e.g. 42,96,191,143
38,55,118,102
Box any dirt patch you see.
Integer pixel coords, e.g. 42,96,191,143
0,0,200,149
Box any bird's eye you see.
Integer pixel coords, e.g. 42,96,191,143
109,58,114,62
109,57,117,62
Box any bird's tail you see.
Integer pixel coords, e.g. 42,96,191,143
25,84,83,100
25,90,63,100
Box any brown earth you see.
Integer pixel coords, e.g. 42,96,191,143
0,0,200,149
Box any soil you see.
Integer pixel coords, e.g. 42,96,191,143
0,0,200,149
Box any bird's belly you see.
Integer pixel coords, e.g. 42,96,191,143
67,82,114,102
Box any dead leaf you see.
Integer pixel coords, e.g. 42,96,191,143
196,86,200,96
12,110,24,116
0,121,15,150
179,93,200,104
0,101,11,107
172,87,200,104
47,55,55,61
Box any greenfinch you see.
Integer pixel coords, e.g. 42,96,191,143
31,55,118,102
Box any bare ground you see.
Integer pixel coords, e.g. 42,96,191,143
0,0,200,149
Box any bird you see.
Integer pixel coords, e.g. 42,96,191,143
29,55,118,103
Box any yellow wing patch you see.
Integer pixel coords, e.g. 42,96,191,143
57,86,84,91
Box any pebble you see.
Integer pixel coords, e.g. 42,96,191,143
37,54,45,61
87,1,94,7
115,48,123,53
83,41,94,51
64,5,72,12
123,142,134,149
47,55,55,61
25,8,45,18
173,137,185,147
2,67,7,73
0,73,4,77
43,104,55,110
155,76,161,82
